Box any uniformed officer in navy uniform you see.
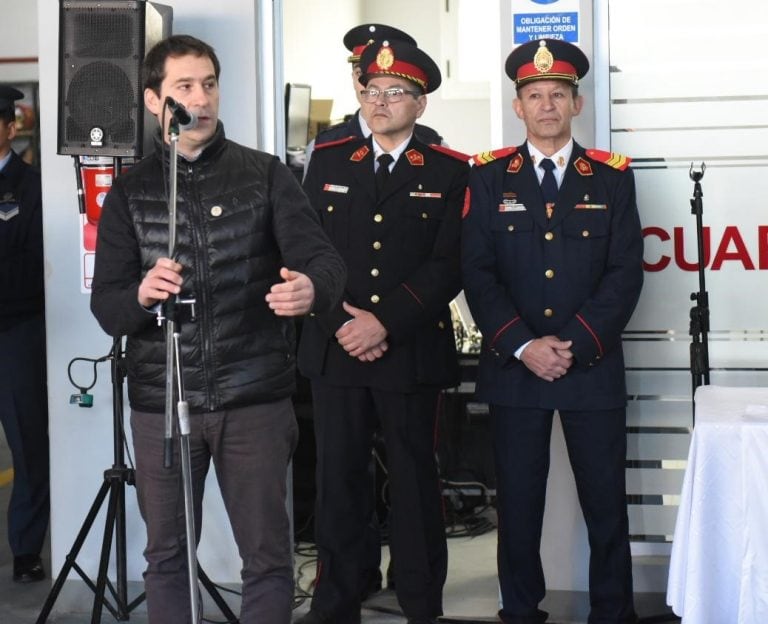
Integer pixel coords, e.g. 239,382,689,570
0,85,49,583
303,23,443,177
461,39,643,624
297,40,470,624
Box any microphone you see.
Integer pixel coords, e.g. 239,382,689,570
165,97,197,130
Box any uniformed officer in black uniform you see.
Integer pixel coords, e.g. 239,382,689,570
0,85,49,583
304,23,447,602
297,41,470,624
461,39,643,624
303,23,443,177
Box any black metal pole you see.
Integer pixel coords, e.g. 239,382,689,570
688,163,710,423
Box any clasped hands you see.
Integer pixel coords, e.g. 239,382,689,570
520,335,573,382
335,301,389,362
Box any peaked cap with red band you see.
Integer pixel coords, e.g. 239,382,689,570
359,40,442,94
343,23,416,64
505,38,589,88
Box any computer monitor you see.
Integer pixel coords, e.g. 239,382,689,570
285,83,312,150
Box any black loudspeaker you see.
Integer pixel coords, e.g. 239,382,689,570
57,0,172,157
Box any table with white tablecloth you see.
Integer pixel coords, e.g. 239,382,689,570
667,385,768,624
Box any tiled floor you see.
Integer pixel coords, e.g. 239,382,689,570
0,429,675,623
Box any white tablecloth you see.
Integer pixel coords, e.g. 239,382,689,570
667,385,768,624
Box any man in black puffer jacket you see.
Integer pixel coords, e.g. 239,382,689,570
90,35,345,624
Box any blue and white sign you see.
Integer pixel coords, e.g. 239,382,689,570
514,12,578,42
512,0,580,44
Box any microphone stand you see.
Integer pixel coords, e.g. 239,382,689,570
688,163,709,424
156,115,201,623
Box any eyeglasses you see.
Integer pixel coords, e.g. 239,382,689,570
359,87,422,103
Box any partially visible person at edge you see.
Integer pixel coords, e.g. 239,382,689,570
90,34,345,624
0,85,50,585
302,23,443,179
461,38,643,624
296,40,470,624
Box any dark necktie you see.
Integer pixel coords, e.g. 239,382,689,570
375,153,394,198
539,157,558,219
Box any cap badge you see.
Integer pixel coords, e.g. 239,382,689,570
533,40,554,74
376,44,395,70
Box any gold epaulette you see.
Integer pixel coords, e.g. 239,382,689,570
314,135,357,150
428,144,471,162
585,149,631,171
470,146,518,167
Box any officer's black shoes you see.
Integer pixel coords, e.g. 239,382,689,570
13,554,45,583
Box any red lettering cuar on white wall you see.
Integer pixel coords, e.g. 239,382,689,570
642,226,768,272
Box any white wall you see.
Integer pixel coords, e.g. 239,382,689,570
1,3,39,82
283,0,492,155
33,0,264,611
283,0,361,123
362,0,492,155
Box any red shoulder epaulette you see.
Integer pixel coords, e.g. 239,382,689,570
428,143,471,162
585,148,631,171
470,146,518,167
314,135,357,150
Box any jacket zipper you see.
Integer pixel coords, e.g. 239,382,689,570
184,163,219,411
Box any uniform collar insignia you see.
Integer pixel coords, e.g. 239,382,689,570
350,145,370,162
406,149,424,166
506,152,524,173
574,157,593,176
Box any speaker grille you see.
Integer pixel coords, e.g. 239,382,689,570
66,61,137,144
69,11,139,58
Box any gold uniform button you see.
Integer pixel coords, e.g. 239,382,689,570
327,205,334,213
507,224,515,232
371,268,380,277
374,214,383,223
421,212,428,219
370,294,380,304
544,231,554,241
582,230,590,238
438,320,445,329
210,205,223,217
545,269,554,279
544,308,554,318
373,241,382,250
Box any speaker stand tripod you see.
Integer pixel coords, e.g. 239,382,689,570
36,338,239,623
